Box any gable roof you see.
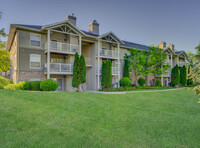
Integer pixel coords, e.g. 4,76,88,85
98,32,124,44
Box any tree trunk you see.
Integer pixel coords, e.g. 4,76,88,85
5,71,7,78
145,76,148,86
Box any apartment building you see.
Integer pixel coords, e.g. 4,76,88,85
6,14,188,91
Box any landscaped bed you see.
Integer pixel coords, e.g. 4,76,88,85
0,89,200,147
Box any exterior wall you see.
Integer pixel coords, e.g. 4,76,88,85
10,32,18,83
18,70,46,82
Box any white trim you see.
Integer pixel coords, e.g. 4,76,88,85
29,54,41,69
30,33,41,48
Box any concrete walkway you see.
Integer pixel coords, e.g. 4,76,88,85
86,87,186,94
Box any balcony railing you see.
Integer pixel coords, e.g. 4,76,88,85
98,49,118,59
45,63,73,74
46,41,80,54
96,66,118,75
179,62,185,67
164,60,171,65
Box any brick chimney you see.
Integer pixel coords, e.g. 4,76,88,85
89,20,99,35
158,41,166,49
168,44,175,51
65,13,76,26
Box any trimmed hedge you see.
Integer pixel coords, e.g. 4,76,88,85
120,77,132,87
29,81,41,91
138,78,146,86
40,79,59,91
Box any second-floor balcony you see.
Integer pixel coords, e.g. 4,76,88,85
45,41,80,54
98,49,118,59
45,63,73,74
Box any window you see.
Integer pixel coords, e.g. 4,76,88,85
30,78,40,81
30,34,41,47
30,54,41,69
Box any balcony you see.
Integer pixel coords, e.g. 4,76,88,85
96,66,118,75
45,41,80,54
179,62,185,67
45,63,73,74
98,49,118,59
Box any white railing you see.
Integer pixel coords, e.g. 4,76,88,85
85,58,92,66
96,66,118,75
48,63,73,73
99,49,118,59
179,62,185,67
46,41,80,54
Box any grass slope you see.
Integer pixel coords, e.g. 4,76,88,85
0,89,200,148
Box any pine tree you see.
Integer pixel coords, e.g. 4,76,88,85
101,61,106,88
101,60,112,88
171,64,180,86
180,65,187,85
79,55,86,83
124,59,129,78
72,52,80,88
107,59,112,88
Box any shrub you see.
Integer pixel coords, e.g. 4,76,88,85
0,83,4,89
155,80,161,87
138,78,146,86
15,81,30,90
120,77,132,87
40,79,59,91
29,81,41,91
171,64,180,86
4,84,16,90
101,60,112,88
0,76,12,88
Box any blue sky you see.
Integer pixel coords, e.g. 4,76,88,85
1,0,200,52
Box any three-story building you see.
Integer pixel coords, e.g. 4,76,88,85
6,14,189,91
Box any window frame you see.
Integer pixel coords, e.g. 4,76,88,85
30,54,41,69
30,33,41,48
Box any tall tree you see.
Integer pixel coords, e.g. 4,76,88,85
171,64,180,86
101,59,112,88
79,55,86,83
123,58,130,78
127,48,144,86
140,51,154,86
180,65,187,85
149,46,169,86
72,52,80,89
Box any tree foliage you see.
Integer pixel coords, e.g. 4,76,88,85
0,49,10,73
101,59,112,88
72,52,80,88
149,46,169,85
79,55,86,83
171,64,180,86
123,58,129,78
180,65,187,85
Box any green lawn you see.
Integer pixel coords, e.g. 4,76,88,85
0,89,200,148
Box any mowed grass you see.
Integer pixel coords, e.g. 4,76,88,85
0,89,200,148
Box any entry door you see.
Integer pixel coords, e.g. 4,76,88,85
57,79,63,91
